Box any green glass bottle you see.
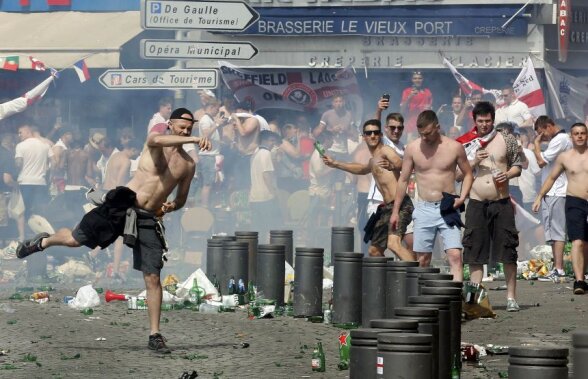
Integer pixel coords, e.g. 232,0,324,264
451,353,461,379
247,281,256,303
337,331,350,370
314,141,326,157
189,278,202,305
312,342,326,372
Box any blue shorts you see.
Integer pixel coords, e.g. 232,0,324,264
412,200,463,253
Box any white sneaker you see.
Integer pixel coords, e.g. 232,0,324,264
506,298,520,312
538,269,563,282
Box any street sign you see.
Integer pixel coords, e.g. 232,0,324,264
141,0,259,31
141,39,259,60
98,69,218,90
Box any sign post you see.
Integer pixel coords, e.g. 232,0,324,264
141,0,259,31
141,39,258,60
98,69,218,90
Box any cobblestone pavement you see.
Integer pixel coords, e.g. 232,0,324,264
0,262,586,378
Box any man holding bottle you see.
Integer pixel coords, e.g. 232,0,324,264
459,101,523,311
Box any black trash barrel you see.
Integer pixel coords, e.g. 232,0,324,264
417,273,454,294
573,331,588,379
293,247,324,317
394,307,439,379
422,279,462,288
205,238,224,279
370,319,419,333
331,227,354,265
385,261,419,317
350,328,388,379
421,286,463,367
508,347,569,379
332,252,363,325
212,235,236,241
222,241,249,293
376,333,433,379
405,267,440,298
270,230,294,265
256,244,286,305
408,295,452,379
362,257,390,326
235,231,259,284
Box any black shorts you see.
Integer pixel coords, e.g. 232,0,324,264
132,210,166,275
566,196,588,242
72,187,136,249
462,198,519,264
371,196,414,249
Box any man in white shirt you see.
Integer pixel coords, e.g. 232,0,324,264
147,97,173,133
532,116,572,280
198,99,223,207
495,86,533,127
15,123,51,278
307,131,335,245
249,130,282,243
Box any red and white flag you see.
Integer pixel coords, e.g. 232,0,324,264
442,57,502,103
29,56,46,71
513,57,547,118
0,75,55,121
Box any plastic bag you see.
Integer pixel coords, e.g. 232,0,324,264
68,285,100,310
176,269,219,300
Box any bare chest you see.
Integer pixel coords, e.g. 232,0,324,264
414,146,456,172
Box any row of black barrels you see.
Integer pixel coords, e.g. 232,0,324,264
205,227,355,301
353,325,587,379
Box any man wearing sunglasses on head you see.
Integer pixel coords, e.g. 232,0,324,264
322,119,415,261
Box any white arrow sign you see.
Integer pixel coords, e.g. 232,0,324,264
99,69,218,90
141,39,259,60
141,0,259,31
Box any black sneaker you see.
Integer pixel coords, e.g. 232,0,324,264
573,280,588,295
16,233,50,259
148,333,171,354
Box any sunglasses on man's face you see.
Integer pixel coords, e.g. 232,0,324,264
363,130,381,136
387,126,404,131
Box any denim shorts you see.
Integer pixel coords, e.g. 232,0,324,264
412,200,463,253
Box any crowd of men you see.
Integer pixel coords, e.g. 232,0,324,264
1,78,587,304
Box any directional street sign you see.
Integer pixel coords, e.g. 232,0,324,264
141,39,258,60
141,0,259,31
98,69,218,90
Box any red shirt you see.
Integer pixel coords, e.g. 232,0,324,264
401,87,433,133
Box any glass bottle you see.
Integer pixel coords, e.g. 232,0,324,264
189,278,201,305
312,342,326,372
314,141,326,157
451,353,461,379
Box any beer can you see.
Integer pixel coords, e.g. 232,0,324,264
63,296,74,304
136,296,147,310
127,296,137,310
323,309,332,324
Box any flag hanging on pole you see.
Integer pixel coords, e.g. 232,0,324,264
512,57,547,118
442,57,502,102
73,59,90,83
1,56,19,71
0,75,55,121
29,56,46,71
442,57,484,96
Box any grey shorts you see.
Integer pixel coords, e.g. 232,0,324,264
198,155,216,187
132,211,166,275
541,196,567,243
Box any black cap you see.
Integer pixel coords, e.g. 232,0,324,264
169,107,195,122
